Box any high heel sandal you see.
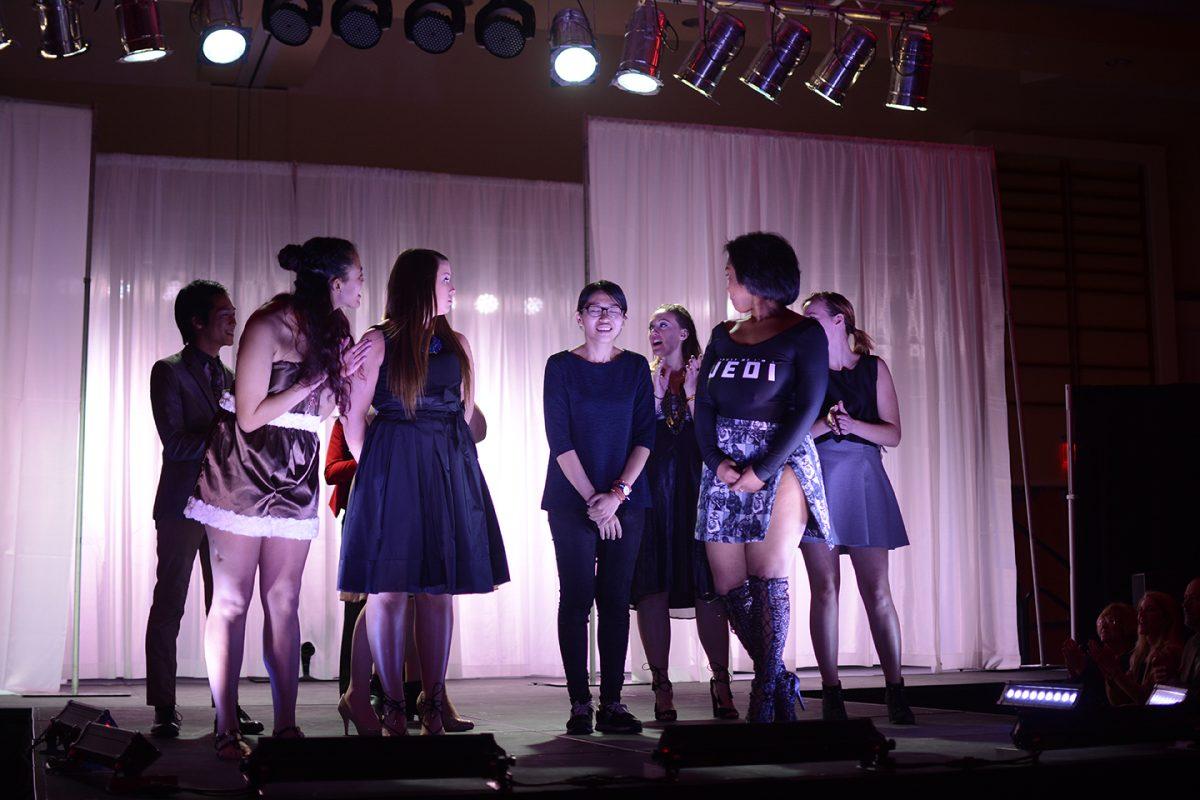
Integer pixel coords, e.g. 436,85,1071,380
338,693,383,736
214,731,252,762
647,665,676,723
271,726,304,739
708,666,740,720
417,683,446,735
417,690,475,732
378,691,409,736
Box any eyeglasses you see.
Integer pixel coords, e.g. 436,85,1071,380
583,305,624,319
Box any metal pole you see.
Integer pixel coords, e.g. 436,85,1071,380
70,116,99,695
1065,384,1077,641
989,150,1045,665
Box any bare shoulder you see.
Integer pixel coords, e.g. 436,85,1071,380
454,330,474,355
875,356,894,378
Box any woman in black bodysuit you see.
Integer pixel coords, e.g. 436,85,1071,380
694,232,834,723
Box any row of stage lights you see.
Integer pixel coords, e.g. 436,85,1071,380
0,0,934,110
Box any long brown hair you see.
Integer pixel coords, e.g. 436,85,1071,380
276,238,356,412
649,304,702,374
380,248,472,418
802,291,875,355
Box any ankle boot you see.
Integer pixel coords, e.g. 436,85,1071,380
821,681,848,721
885,679,916,725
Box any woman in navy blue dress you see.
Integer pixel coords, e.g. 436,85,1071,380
542,280,655,736
800,292,913,724
338,249,509,736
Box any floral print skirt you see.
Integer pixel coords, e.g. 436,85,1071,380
695,416,835,546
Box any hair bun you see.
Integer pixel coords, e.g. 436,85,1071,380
277,243,305,272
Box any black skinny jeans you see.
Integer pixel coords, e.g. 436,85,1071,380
548,505,645,706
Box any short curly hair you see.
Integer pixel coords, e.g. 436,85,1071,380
725,232,800,305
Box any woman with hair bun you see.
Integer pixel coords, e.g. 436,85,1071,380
799,291,913,724
185,237,371,759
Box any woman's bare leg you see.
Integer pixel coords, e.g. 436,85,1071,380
413,593,453,734
204,529,261,735
800,541,841,686
365,592,410,732
258,537,311,733
635,591,673,711
848,547,902,684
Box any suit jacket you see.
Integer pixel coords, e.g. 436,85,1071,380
151,345,233,521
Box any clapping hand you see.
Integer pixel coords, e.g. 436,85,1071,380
683,356,700,398
652,363,670,400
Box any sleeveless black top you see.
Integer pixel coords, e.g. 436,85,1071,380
816,355,880,447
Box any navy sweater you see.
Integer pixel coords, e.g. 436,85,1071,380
541,349,656,513
694,319,829,482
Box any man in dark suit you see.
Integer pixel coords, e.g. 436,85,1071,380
146,280,261,738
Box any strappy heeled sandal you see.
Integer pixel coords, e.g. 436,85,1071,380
709,665,740,720
378,691,408,736
647,665,676,722
214,731,252,762
417,683,446,735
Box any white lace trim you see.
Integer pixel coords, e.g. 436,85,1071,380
184,497,318,541
219,393,321,433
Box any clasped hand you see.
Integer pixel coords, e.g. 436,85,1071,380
826,400,857,437
587,492,624,540
716,459,765,493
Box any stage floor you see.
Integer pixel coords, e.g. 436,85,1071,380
5,670,1197,798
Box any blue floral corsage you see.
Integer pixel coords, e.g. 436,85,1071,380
429,334,443,354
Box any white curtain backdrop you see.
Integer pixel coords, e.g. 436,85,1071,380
588,118,1020,675
0,98,93,693
77,155,582,682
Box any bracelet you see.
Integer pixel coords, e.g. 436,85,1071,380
654,394,665,400
686,395,695,402
610,480,632,502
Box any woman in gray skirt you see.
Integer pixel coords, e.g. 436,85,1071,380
799,292,914,724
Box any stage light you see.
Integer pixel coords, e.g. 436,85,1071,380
332,0,391,49
193,0,251,64
805,22,876,107
474,294,500,314
549,8,598,86
885,23,932,110
115,0,170,63
524,296,543,315
242,734,515,792
997,682,1082,710
650,719,895,780
40,701,118,752
263,0,323,47
675,11,744,99
612,0,667,96
35,0,90,59
0,5,14,51
404,1,464,55
1146,684,1188,707
740,12,810,102
474,0,534,59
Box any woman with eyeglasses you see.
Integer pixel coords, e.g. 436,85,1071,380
542,280,655,736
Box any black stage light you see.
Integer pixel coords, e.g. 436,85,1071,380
115,0,171,63
650,719,895,780
740,12,810,103
65,722,160,777
40,701,117,752
404,0,464,55
674,10,744,99
474,0,534,59
263,0,323,46
192,0,251,64
1010,705,1200,753
242,733,515,792
35,0,90,59
332,0,391,49
885,22,932,111
805,22,876,107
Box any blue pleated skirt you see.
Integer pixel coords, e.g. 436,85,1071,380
812,436,908,550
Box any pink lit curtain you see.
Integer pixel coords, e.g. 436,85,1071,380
75,156,582,682
587,118,1020,675
0,98,93,693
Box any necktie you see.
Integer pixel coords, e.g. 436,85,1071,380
204,359,225,401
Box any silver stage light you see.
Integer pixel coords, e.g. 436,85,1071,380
885,24,932,111
193,0,251,64
740,12,810,103
675,11,744,99
35,0,90,59
550,8,598,86
115,0,171,63
612,0,667,96
805,22,876,107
